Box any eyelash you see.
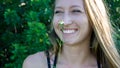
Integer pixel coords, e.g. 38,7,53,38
72,10,82,13
54,10,82,14
54,11,63,14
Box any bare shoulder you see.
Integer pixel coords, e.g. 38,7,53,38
22,51,47,68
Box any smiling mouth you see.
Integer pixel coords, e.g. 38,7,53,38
61,28,78,34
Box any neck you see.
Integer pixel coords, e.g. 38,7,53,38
59,39,95,65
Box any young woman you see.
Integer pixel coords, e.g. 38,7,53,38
23,0,120,68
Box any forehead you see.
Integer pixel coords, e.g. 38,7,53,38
55,0,84,8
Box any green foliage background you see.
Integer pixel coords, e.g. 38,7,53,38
0,0,120,68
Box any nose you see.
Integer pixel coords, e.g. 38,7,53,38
63,13,72,26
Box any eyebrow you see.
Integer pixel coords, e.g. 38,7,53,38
55,6,63,9
55,5,82,9
70,5,82,8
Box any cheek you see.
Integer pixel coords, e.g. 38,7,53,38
82,20,91,33
53,16,60,27
53,17,63,31
82,21,92,38
52,18,60,36
52,18,58,29
76,15,92,34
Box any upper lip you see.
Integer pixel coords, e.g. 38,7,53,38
60,28,78,31
63,28,78,30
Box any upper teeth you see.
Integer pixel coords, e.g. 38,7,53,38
63,30,76,33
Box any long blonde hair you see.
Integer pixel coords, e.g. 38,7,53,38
84,0,120,67
49,0,120,67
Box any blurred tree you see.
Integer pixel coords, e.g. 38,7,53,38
0,0,53,68
105,0,120,47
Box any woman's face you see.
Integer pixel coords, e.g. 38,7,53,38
53,0,92,45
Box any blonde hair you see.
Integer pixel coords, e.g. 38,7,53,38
49,0,120,67
84,0,120,67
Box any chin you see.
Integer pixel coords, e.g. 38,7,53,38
63,40,77,46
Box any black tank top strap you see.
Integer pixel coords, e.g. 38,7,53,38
46,49,59,68
53,49,59,68
97,59,101,68
46,50,51,68
46,50,101,68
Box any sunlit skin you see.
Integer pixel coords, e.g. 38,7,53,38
53,0,92,46
52,0,97,68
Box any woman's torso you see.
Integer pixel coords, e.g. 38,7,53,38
23,51,99,68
